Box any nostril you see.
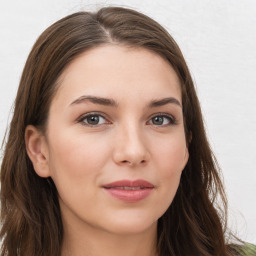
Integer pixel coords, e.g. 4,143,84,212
120,159,147,166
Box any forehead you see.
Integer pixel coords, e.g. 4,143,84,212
53,45,182,107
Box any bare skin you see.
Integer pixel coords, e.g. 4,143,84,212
26,45,188,256
61,215,158,256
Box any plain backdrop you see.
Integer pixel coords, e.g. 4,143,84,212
0,0,255,244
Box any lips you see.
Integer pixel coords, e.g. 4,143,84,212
102,179,154,202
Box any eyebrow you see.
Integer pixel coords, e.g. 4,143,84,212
149,97,182,108
70,95,118,107
70,95,181,108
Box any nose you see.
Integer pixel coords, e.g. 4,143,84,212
112,123,150,167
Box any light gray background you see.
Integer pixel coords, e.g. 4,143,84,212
0,0,255,243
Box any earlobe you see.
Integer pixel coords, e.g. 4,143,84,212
182,147,189,171
25,125,51,178
185,148,189,162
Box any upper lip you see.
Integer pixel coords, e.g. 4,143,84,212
102,179,154,189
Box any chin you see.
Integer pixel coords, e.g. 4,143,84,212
102,213,158,235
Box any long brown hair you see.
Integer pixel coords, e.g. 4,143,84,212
1,6,235,256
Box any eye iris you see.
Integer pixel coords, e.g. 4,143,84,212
87,116,99,125
153,116,164,125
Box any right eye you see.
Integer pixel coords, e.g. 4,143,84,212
78,113,110,126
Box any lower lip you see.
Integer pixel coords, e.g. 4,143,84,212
103,188,153,202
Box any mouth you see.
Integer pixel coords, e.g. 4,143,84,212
102,179,154,202
108,186,148,190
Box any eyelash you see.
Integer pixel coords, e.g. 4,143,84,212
77,112,111,127
77,112,177,127
147,113,177,126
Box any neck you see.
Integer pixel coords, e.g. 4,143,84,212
61,215,158,256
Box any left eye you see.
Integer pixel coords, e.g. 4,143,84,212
79,114,108,126
148,115,175,126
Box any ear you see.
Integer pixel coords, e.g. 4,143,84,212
185,147,189,162
25,125,51,178
188,132,192,144
182,146,189,171
185,132,192,166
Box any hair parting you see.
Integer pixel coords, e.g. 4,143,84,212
1,6,241,256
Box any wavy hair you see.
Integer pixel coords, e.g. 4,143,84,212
1,6,236,256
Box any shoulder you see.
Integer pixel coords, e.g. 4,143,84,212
229,243,256,256
241,243,256,256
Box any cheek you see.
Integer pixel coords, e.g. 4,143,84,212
155,134,187,177
46,128,111,187
152,134,187,209
46,131,112,216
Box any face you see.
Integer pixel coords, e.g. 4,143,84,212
31,45,188,235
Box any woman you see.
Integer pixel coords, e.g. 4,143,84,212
0,6,254,256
